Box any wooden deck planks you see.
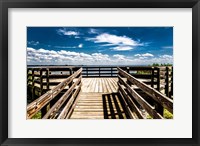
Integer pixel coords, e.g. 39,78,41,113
81,78,118,93
70,78,129,119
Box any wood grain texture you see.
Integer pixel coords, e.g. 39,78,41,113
70,78,129,119
81,78,118,93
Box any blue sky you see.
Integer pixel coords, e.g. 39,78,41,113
27,27,173,65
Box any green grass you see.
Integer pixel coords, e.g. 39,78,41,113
31,111,42,119
144,108,173,119
164,109,173,119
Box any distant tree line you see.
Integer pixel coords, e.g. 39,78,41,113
151,63,173,67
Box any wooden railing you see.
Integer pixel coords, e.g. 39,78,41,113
27,68,82,119
117,67,173,119
27,66,80,100
159,66,173,98
120,66,161,91
82,66,117,77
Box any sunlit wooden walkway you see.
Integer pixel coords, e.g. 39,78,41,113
27,66,173,119
70,78,129,119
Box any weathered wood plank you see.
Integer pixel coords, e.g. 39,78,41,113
118,83,145,119
42,76,82,119
118,67,173,114
57,83,81,119
118,75,163,119
27,68,82,119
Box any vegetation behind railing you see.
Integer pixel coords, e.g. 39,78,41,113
27,68,82,119
27,66,80,101
117,67,173,119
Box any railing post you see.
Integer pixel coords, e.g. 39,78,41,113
40,69,43,96
111,67,113,77
40,69,47,117
99,67,100,77
126,67,132,86
46,68,49,91
69,68,73,87
165,66,169,97
86,67,88,77
154,102,164,117
151,67,154,88
170,67,173,98
32,69,35,100
157,67,160,91
126,67,129,74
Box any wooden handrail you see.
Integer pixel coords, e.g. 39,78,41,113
57,82,82,119
118,67,173,114
43,75,82,119
118,76,163,119
27,68,82,119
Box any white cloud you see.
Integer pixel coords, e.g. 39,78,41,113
55,44,83,49
111,46,133,51
113,54,125,58
86,33,144,52
134,53,154,57
57,28,79,36
86,33,143,47
88,28,99,34
142,53,154,57
162,46,173,49
78,44,83,48
27,47,173,65
28,41,39,46
134,54,141,57
159,54,173,59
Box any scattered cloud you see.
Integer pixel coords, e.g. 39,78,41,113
86,33,143,46
27,47,172,65
111,46,133,51
162,46,173,49
88,28,99,34
28,41,39,46
54,44,83,49
159,54,173,59
113,54,125,58
57,28,79,36
78,44,83,48
86,33,144,51
134,53,154,57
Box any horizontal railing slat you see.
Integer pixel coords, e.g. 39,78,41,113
43,75,82,119
118,75,163,119
118,67,173,114
27,68,82,119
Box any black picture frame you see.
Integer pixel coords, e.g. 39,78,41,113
0,0,199,146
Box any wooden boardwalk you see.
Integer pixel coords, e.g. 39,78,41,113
70,78,129,119
27,67,173,119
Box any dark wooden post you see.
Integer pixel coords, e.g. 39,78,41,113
126,67,132,86
40,69,47,117
126,67,129,74
157,67,160,91
86,67,88,77
27,68,29,84
32,69,35,100
111,67,113,77
165,66,169,97
154,102,164,117
46,68,49,91
99,67,100,77
40,69,43,96
170,67,173,98
151,67,154,88
69,68,73,87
